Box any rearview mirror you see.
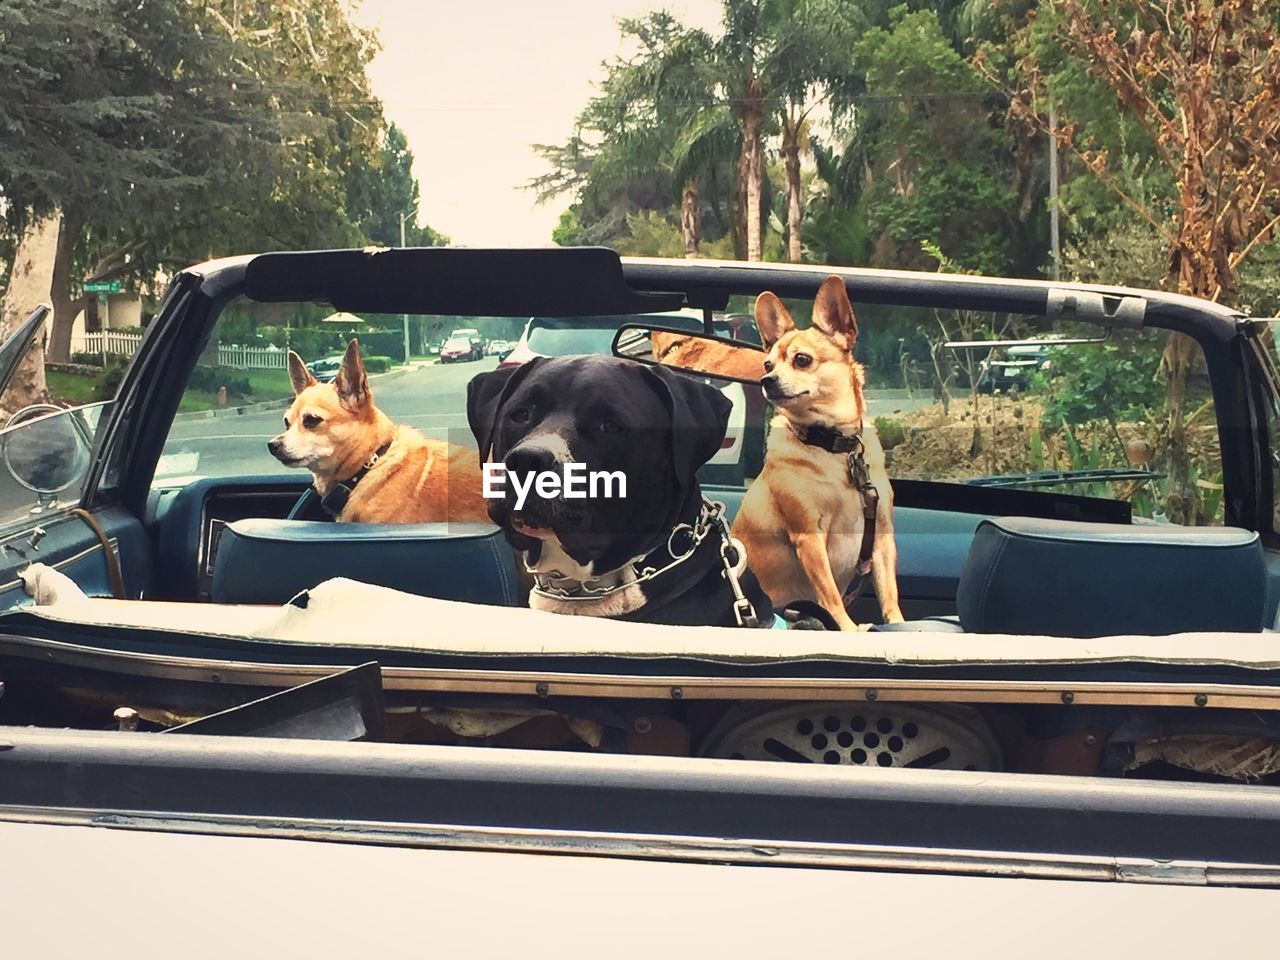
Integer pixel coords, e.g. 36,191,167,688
611,324,767,384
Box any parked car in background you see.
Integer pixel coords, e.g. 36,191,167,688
439,336,482,363
977,338,1061,393
485,339,514,359
441,327,481,359
307,354,344,383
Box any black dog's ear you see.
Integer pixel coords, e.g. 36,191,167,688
466,359,542,460
638,363,733,483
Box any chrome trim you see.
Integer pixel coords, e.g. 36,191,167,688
3,632,1280,710
0,805,1276,887
195,489,305,595
0,538,116,595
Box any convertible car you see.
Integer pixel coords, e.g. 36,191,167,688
3,248,1280,947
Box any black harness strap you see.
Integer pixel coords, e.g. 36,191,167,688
790,423,880,601
319,440,393,519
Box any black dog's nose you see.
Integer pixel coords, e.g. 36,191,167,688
267,438,283,457
761,374,781,396
505,444,556,479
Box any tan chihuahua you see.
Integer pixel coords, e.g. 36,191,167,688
651,329,769,381
269,339,490,524
731,277,903,630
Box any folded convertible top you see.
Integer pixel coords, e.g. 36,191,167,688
9,577,1280,672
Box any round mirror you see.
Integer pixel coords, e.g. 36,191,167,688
3,404,91,495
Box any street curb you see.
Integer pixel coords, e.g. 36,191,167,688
171,364,414,423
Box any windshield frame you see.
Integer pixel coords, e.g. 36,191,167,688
90,251,1258,531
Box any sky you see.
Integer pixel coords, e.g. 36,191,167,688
354,0,723,247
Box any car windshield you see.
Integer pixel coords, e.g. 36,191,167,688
148,295,1225,525
525,313,703,357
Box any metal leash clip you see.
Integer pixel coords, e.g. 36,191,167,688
710,501,759,628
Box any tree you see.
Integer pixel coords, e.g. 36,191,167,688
1,0,439,365
344,123,449,247
0,215,59,413
0,0,308,361
716,0,780,261
996,0,1280,521
531,12,737,257
856,8,1027,274
761,1,862,261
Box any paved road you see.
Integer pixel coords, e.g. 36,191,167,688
157,361,934,485
158,358,487,482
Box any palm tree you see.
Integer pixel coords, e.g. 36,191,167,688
530,13,735,258
717,0,862,261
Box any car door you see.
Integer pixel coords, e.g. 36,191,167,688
0,307,153,607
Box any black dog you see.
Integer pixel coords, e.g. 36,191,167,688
466,355,775,627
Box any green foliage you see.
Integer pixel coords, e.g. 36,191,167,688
93,356,130,401
187,366,252,398
344,123,449,248
363,355,393,374
353,330,408,364
613,211,688,258
0,0,445,328
1032,341,1163,428
854,9,1024,275
874,416,906,449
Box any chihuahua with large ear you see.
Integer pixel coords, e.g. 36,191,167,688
731,277,903,630
268,339,490,524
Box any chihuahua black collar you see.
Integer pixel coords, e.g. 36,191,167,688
790,421,864,454
320,440,393,519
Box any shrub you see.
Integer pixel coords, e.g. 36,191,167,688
187,365,252,397
94,356,130,401
355,330,408,363
363,355,393,373
1032,340,1164,428
874,416,906,449
261,326,344,360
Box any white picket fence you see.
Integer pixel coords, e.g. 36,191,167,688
215,344,288,370
72,331,144,358
72,331,287,369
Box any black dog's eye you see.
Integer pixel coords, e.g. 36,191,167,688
598,418,622,434
793,353,813,369
302,413,323,429
763,359,774,373
509,407,532,424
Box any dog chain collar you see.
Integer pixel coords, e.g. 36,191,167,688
319,439,394,518
528,497,761,627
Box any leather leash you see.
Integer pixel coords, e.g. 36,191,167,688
71,507,127,599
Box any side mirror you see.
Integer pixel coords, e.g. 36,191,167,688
3,404,92,496
611,324,768,384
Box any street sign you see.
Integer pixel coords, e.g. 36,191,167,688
84,280,122,294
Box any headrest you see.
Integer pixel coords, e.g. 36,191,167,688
211,519,522,607
957,517,1267,637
